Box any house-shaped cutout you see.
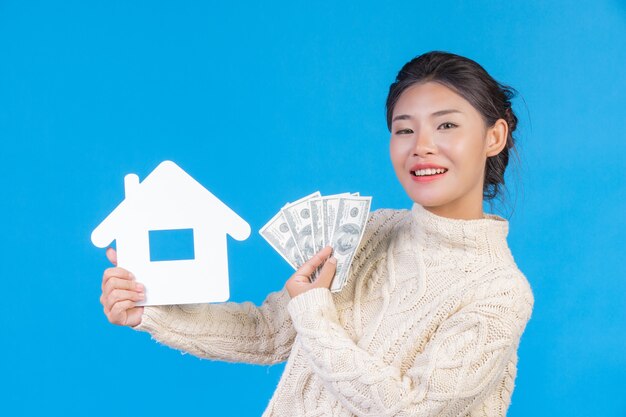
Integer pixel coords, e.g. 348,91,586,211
91,161,250,306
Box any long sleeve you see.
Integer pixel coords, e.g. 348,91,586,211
129,210,397,368
287,282,533,417
133,286,296,365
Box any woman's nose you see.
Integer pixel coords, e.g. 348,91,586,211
412,130,437,156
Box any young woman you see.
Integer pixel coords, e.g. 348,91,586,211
100,50,534,416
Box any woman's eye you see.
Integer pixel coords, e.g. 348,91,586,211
438,122,457,130
395,128,413,134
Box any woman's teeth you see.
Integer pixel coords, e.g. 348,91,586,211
412,168,447,176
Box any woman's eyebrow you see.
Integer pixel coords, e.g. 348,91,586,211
392,114,412,122
392,109,463,123
431,109,463,117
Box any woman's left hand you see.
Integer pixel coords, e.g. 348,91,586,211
286,246,337,298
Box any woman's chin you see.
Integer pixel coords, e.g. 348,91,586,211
404,190,447,208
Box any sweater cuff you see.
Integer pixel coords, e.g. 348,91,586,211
287,287,337,324
132,305,166,333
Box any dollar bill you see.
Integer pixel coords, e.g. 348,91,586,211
321,193,350,246
328,196,371,292
309,197,325,255
259,210,305,269
281,191,320,262
260,191,372,292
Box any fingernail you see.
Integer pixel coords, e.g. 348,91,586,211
136,283,145,291
138,292,145,300
329,256,337,265
129,272,136,279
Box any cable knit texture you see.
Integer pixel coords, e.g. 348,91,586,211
134,203,534,416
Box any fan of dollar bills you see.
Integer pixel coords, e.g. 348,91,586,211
260,191,372,292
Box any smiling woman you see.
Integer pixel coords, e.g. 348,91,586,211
99,50,534,417
387,52,520,220
390,81,508,219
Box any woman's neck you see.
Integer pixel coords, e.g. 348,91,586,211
418,193,485,220
409,201,511,261
423,204,485,220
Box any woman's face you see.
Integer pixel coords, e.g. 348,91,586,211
389,81,507,220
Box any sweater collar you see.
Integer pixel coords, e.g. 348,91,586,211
409,202,510,257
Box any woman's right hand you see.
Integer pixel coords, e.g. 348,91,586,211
100,247,145,327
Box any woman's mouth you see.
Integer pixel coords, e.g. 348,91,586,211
410,168,448,183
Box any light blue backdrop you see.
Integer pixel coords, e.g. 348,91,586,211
1,1,624,416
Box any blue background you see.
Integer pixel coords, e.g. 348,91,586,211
1,1,624,416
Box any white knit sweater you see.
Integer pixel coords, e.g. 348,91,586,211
135,202,534,416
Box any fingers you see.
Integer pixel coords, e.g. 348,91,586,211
103,293,144,326
100,251,144,326
102,276,144,299
100,265,145,326
101,286,145,326
103,288,144,308
313,254,337,289
125,306,145,327
106,247,118,265
285,273,311,298
294,246,333,279
101,281,144,307
286,246,337,298
108,300,136,325
102,266,134,292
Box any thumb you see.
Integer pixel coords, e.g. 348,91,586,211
314,255,337,289
106,247,118,266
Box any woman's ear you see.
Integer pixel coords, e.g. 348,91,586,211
485,118,509,157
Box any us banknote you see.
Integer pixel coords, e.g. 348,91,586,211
260,191,372,292
259,210,305,269
281,191,321,262
328,196,371,291
320,193,350,248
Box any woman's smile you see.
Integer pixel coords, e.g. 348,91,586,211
409,163,449,183
410,168,448,183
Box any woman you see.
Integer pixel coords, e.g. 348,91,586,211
100,50,534,416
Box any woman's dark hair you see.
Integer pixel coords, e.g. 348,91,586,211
386,50,522,208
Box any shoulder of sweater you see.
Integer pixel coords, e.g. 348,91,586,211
497,260,534,309
464,264,535,325
509,265,535,314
